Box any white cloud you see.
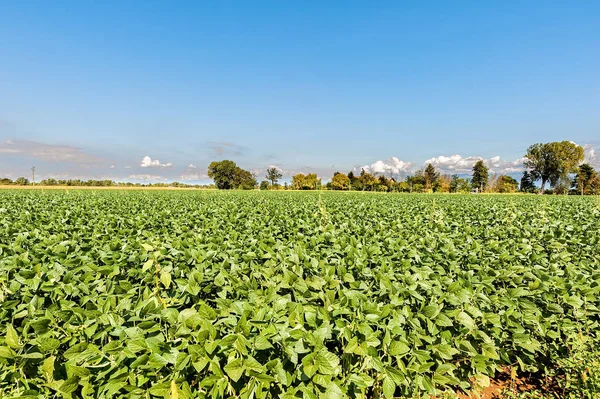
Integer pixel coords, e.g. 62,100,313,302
128,174,167,181
179,172,209,181
140,156,172,168
109,165,115,169
125,165,132,169
187,164,197,169
424,154,526,174
0,139,105,164
583,144,599,168
359,157,413,177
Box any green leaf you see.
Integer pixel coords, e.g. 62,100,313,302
142,258,154,272
457,311,476,330
224,358,244,382
382,376,396,398
5,324,20,349
59,376,81,394
422,304,440,318
160,270,172,289
389,340,410,356
0,346,15,359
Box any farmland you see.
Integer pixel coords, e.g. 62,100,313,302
1,190,600,398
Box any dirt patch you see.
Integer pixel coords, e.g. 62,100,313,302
456,367,560,398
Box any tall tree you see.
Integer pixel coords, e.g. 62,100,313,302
573,163,596,195
265,167,282,186
423,163,439,190
519,171,536,193
524,141,584,193
471,160,488,192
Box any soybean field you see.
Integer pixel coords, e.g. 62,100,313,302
1,190,599,399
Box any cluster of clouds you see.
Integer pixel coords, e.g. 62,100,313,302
358,154,529,177
359,157,413,177
423,154,528,174
140,156,172,168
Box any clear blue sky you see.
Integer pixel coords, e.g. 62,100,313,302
1,1,599,182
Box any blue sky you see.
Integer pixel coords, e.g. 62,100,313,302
1,1,599,183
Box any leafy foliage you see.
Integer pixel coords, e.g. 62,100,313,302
1,191,599,398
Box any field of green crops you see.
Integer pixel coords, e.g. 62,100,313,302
1,190,600,399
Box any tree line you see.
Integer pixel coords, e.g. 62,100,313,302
2,141,598,194
0,177,212,189
209,141,599,194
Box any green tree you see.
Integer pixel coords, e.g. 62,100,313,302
291,173,320,190
208,160,239,189
437,174,451,192
208,160,256,189
471,160,488,192
573,164,596,195
423,163,439,191
519,171,536,193
265,167,282,186
347,171,359,190
495,175,519,193
15,177,29,185
524,141,584,193
235,169,257,190
331,172,350,190
450,174,471,193
260,180,270,190
359,169,377,191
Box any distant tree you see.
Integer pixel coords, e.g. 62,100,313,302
291,174,305,190
208,160,256,189
455,177,472,193
573,164,596,195
396,181,411,192
436,174,451,192
450,174,462,193
265,167,282,186
471,160,489,192
519,171,536,193
591,173,600,195
331,172,350,190
359,169,377,191
0,178,13,185
408,169,426,192
291,173,320,190
260,180,270,190
15,177,29,185
235,169,257,190
524,141,584,193
208,160,239,189
495,175,519,193
423,164,439,191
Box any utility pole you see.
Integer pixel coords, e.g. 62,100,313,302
31,166,36,185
